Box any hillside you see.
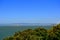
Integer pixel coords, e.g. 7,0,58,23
3,24,60,40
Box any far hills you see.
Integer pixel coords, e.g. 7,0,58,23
0,23,56,26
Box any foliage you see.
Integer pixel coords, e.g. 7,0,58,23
3,24,60,40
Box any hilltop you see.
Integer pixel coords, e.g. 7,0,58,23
3,24,60,40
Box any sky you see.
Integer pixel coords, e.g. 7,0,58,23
0,0,60,24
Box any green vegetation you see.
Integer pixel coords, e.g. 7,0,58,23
3,24,60,40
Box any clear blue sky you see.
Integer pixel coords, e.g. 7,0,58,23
0,0,60,24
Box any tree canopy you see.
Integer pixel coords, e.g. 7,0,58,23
3,24,60,40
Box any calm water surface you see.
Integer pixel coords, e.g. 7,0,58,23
0,26,51,40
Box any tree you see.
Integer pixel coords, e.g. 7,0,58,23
3,24,60,40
